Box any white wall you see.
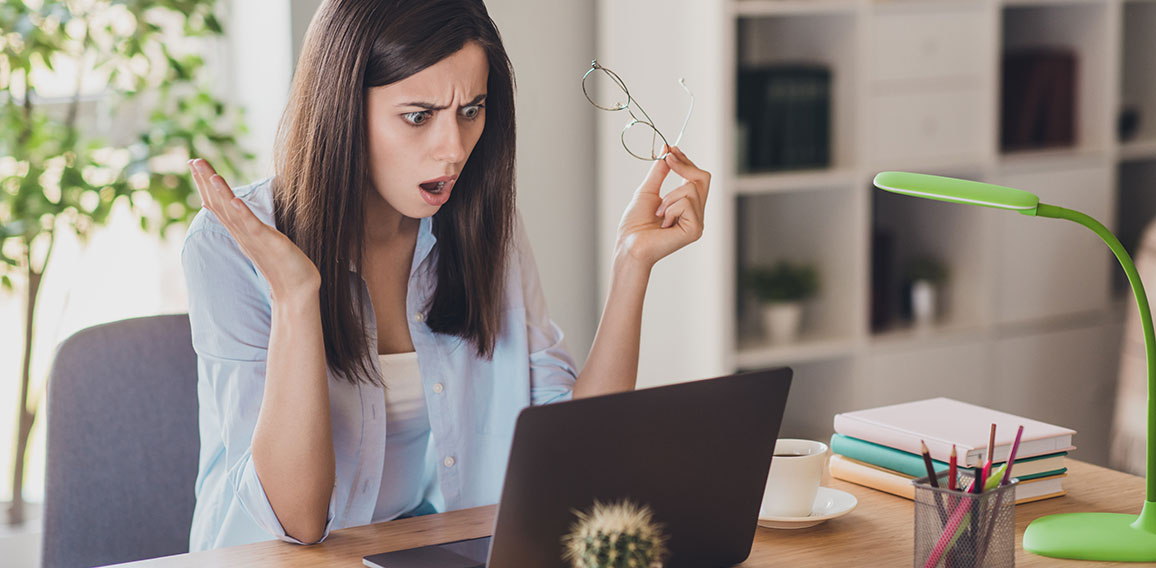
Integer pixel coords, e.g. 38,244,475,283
233,0,598,364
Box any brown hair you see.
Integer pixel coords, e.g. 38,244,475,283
273,0,516,384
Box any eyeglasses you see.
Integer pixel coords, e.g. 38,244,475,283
582,59,694,161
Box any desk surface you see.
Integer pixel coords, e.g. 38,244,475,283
124,459,1145,567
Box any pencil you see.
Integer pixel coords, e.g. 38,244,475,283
921,440,939,488
1000,425,1025,486
986,423,997,467
948,445,957,491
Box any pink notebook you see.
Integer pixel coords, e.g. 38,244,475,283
833,397,1075,467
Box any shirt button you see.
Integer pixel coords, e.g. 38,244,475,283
444,456,456,468
412,312,425,323
433,383,444,394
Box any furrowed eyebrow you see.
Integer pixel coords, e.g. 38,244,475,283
398,94,487,111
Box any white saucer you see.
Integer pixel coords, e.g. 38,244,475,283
758,486,858,529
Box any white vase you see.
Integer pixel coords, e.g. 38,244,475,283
762,302,804,344
911,280,937,328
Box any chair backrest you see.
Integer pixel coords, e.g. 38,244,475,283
42,314,199,568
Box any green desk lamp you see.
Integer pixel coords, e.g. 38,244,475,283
874,171,1156,562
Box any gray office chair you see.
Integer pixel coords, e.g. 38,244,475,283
41,314,199,568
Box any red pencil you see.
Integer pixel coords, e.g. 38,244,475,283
948,444,958,491
986,423,997,467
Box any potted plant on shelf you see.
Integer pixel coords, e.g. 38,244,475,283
903,256,949,328
744,261,819,344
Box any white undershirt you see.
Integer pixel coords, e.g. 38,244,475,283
372,352,435,523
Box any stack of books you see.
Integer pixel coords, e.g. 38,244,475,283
829,398,1075,504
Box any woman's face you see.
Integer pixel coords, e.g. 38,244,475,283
365,41,489,220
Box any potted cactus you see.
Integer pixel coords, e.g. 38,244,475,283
562,499,669,568
744,261,820,344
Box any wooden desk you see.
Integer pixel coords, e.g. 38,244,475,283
123,460,1145,567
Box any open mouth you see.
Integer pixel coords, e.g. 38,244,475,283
418,176,456,207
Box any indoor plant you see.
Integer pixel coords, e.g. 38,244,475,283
902,256,948,328
0,0,249,525
744,261,820,344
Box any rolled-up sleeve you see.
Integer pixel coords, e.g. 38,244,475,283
511,215,579,406
183,224,336,544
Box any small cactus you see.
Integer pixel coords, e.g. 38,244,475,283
561,499,669,568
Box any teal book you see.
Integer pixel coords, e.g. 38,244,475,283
829,433,1067,481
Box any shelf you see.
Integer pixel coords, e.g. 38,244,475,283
734,168,857,195
869,320,987,351
1001,0,1108,7
1122,1,1156,149
1114,159,1156,296
1119,139,1156,162
735,336,856,369
737,191,860,346
734,0,861,17
996,146,1109,171
1001,2,1113,154
870,173,989,336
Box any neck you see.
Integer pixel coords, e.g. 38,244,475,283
363,191,418,248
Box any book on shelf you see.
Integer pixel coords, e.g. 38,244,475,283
829,454,1068,505
832,397,1076,467
737,64,831,172
829,433,1068,480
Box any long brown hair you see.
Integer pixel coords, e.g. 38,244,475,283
273,0,516,384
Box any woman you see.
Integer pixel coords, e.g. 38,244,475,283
182,0,710,551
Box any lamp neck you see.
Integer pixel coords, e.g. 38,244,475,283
1035,202,1156,500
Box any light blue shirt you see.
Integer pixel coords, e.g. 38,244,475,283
181,178,578,551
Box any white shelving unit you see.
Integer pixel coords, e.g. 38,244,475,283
595,0,1153,467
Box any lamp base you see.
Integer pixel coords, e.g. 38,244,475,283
1024,502,1156,562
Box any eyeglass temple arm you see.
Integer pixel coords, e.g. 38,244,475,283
671,78,694,149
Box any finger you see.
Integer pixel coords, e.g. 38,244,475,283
661,191,703,229
188,160,212,211
660,196,699,230
638,144,672,195
664,148,711,199
191,159,223,212
655,183,698,217
207,174,269,248
671,146,698,168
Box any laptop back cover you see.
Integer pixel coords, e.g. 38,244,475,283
486,368,792,567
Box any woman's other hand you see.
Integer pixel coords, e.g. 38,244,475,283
615,145,710,268
189,159,321,303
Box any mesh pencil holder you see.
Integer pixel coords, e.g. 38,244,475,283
912,470,1018,568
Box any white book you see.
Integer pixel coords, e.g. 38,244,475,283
833,398,1076,467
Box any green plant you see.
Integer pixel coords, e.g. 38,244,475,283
744,261,819,304
0,0,250,524
903,256,949,285
562,499,669,568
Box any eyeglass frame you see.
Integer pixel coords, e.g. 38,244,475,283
581,59,695,161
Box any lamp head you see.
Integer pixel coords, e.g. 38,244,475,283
873,171,1040,214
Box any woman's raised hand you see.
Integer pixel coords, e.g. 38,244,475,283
615,145,710,268
189,159,321,302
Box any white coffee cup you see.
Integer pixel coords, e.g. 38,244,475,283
761,438,828,518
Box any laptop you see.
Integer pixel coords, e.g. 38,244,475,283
363,367,792,568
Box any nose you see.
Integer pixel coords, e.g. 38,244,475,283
431,113,467,164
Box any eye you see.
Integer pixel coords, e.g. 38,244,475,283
403,111,431,126
461,104,485,120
